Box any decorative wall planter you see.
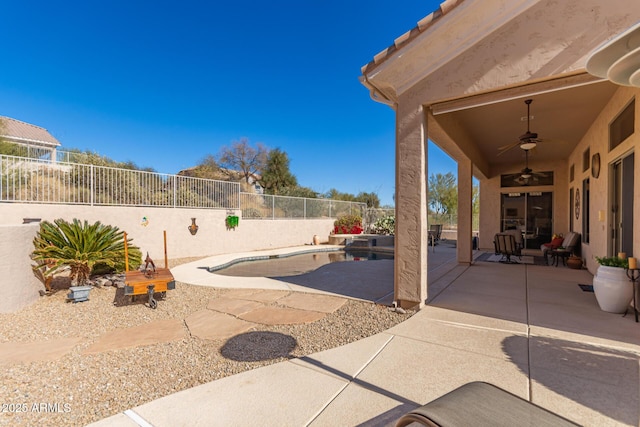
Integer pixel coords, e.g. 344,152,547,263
593,265,633,313
226,215,239,230
188,218,199,235
67,285,92,303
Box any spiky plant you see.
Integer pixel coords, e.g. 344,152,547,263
32,218,142,286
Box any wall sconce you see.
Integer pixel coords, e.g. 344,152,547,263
188,218,199,235
598,210,605,222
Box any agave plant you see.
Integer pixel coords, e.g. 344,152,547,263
32,218,142,286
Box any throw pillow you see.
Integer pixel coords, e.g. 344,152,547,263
543,237,564,249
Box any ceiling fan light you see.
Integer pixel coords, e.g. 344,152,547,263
520,141,537,150
521,173,532,179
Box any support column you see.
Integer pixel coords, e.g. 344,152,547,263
457,157,473,264
394,101,428,309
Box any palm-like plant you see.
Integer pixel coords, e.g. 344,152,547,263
32,218,142,286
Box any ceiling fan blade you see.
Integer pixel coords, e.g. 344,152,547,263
497,141,521,156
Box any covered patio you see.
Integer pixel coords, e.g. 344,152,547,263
360,0,640,309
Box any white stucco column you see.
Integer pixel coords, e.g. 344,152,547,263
457,157,473,264
394,100,428,309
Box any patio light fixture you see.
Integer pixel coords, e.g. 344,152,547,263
519,141,537,150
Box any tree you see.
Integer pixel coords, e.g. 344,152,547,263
217,138,268,183
354,191,380,208
182,154,223,179
324,188,355,201
428,172,457,215
278,185,319,198
259,148,297,194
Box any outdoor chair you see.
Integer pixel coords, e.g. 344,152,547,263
540,232,580,265
494,233,521,263
429,224,443,242
395,381,579,426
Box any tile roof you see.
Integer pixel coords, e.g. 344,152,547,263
360,0,464,75
0,116,61,147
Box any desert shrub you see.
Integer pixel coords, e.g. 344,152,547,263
372,215,395,235
32,218,142,285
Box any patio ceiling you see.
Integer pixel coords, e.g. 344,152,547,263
430,79,619,178
360,0,640,179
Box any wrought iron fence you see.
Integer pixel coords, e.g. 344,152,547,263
240,192,365,219
429,213,480,231
0,155,239,208
0,155,367,218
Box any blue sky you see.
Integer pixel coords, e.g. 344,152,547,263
1,1,456,206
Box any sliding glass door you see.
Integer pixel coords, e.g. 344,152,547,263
501,192,553,249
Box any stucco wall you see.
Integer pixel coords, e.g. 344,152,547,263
0,223,43,313
479,85,640,274
566,86,640,274
0,203,336,312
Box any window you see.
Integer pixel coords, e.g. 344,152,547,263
569,164,574,182
500,171,554,187
582,178,590,243
610,98,635,151
583,148,590,172
569,188,574,232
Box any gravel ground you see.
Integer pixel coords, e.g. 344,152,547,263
0,257,413,427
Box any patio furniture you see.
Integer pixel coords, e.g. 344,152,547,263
541,232,580,265
550,248,571,267
503,228,524,253
494,233,521,263
395,381,579,427
429,224,443,242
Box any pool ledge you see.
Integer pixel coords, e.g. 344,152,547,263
170,245,348,292
206,246,346,272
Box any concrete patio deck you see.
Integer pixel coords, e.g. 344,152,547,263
90,243,640,427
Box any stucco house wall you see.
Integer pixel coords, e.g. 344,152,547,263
0,223,43,313
566,86,640,274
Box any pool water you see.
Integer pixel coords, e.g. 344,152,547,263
212,250,393,277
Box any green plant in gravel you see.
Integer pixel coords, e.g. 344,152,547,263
372,215,395,235
32,218,142,285
595,256,628,268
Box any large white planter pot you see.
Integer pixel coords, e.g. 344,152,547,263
593,266,633,313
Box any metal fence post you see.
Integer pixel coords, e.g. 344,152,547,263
173,175,177,208
90,164,94,206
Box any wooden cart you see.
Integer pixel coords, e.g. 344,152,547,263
123,231,175,309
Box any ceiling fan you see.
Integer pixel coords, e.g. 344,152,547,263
514,149,549,185
497,99,543,156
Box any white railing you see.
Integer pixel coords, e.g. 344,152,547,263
240,192,365,219
0,155,367,218
0,155,240,208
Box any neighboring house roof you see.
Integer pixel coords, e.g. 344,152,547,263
0,116,61,148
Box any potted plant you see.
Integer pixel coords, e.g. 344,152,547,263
566,255,583,269
592,256,633,313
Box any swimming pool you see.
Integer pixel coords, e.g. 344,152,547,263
211,249,393,277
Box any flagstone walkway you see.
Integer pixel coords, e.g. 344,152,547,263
0,289,347,364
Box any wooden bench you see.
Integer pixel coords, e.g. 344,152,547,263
395,382,579,427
